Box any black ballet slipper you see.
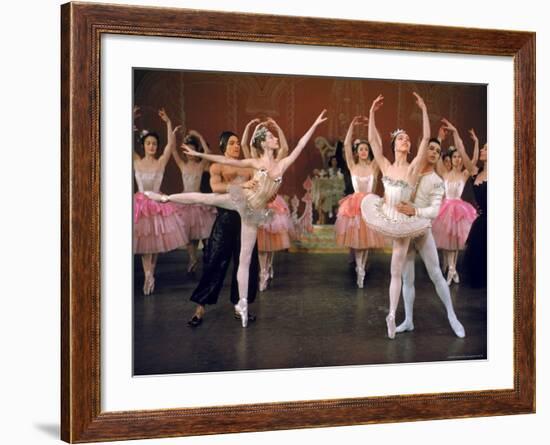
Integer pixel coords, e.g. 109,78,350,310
187,315,203,328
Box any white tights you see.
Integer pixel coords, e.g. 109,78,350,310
398,230,465,337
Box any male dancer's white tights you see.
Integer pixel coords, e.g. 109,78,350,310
398,230,465,337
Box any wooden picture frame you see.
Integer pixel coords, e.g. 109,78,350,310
61,2,535,442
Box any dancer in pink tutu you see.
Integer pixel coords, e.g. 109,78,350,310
335,116,386,288
241,118,295,291
172,130,217,273
432,121,479,285
133,108,188,295
146,110,328,327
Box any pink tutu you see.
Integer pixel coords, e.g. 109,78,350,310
133,192,189,254
257,196,295,252
432,198,478,250
175,203,217,241
335,192,386,249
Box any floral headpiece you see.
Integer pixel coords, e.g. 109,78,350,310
252,126,269,147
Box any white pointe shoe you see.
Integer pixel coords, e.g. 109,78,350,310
259,271,269,292
452,271,460,284
268,264,274,279
356,267,365,288
234,300,249,328
448,315,466,338
446,268,455,285
143,273,155,295
396,319,414,333
386,314,396,339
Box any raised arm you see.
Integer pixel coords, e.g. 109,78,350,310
468,129,480,175
171,144,187,170
368,95,391,174
409,92,431,170
157,108,179,168
182,144,259,169
241,119,260,159
434,125,449,178
133,105,142,162
187,130,211,154
343,116,361,171
441,119,476,175
278,110,328,173
267,118,289,161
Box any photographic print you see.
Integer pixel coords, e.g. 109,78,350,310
132,69,487,376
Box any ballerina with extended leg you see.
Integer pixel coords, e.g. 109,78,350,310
147,110,328,326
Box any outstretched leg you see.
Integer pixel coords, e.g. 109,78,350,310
387,237,411,339
234,222,259,327
417,231,465,337
397,243,416,333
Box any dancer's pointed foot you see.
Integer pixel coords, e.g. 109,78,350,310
446,268,455,285
234,300,249,328
386,314,396,339
268,264,274,279
259,271,269,292
452,271,460,284
233,311,256,323
448,315,466,338
187,258,199,274
143,273,154,295
355,267,365,288
396,319,414,333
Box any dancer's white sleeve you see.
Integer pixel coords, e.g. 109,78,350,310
415,183,444,219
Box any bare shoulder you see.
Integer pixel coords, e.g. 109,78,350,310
210,162,222,175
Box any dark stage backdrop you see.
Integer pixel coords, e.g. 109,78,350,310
133,69,487,203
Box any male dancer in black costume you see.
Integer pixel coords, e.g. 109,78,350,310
187,131,260,327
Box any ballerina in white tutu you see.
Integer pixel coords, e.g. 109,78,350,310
361,93,432,338
147,110,328,327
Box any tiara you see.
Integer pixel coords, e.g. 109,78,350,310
390,128,406,139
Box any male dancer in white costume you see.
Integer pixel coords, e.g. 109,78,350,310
394,138,466,338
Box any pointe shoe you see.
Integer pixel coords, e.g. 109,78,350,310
187,315,203,328
448,315,466,338
396,319,414,333
187,259,199,274
446,268,455,285
259,271,269,292
234,300,249,328
268,264,274,279
355,267,365,288
386,314,396,339
143,273,154,295
452,271,460,284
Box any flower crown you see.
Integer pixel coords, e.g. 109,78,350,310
390,128,406,140
253,126,269,144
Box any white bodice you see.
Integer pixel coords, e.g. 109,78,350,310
135,169,164,193
181,172,202,192
351,175,375,194
444,179,466,199
381,176,415,221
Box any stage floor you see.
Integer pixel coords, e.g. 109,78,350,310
133,250,486,376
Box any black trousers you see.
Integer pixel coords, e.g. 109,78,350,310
190,208,259,305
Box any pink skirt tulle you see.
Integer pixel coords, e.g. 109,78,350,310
432,198,478,250
257,196,295,252
133,192,189,254
175,203,217,241
335,192,387,249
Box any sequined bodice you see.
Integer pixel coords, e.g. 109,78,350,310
351,175,375,194
135,169,164,193
181,172,202,192
246,168,283,209
381,176,415,220
444,179,466,199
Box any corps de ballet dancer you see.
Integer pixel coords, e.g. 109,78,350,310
241,118,295,291
147,110,328,327
431,122,479,284
360,93,432,339
172,129,217,273
393,136,466,337
133,108,188,295
335,116,386,288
